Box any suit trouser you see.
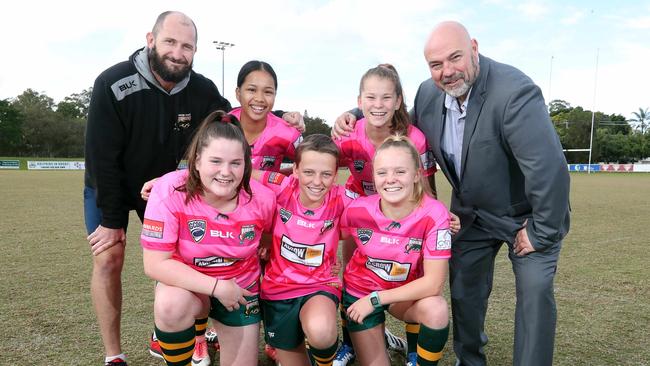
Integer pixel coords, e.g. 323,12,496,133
449,226,561,366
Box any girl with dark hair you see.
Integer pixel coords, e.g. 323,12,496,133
229,60,303,174
141,110,276,366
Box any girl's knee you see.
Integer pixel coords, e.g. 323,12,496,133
303,318,338,348
415,296,449,328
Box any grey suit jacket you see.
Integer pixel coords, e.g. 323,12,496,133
412,54,570,250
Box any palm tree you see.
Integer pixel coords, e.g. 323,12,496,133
630,107,649,134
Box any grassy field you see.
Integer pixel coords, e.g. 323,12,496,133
0,171,648,365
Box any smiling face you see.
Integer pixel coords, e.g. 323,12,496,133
293,150,338,208
373,146,421,207
423,21,480,102
358,75,402,129
236,69,276,124
194,137,246,205
146,13,196,85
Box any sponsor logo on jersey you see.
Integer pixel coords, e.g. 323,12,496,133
365,256,411,282
293,135,304,149
188,219,207,242
111,73,150,101
362,180,376,195
385,221,401,231
210,229,235,239
304,209,315,216
280,207,292,224
353,160,365,172
142,219,164,239
260,156,276,170
421,150,435,170
280,235,325,267
268,172,284,185
436,229,452,250
345,189,360,200
193,256,237,267
380,236,400,245
239,224,256,244
244,297,260,317
320,219,334,234
357,228,373,245
176,113,191,129
405,238,423,253
297,219,316,229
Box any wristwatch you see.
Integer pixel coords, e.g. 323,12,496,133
369,291,382,309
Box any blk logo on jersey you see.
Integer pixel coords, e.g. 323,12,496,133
357,228,373,245
210,229,235,239
365,256,411,282
193,256,237,267
280,208,293,224
280,235,325,267
353,160,365,172
385,221,401,231
188,219,207,242
239,224,256,244
260,156,276,170
405,238,423,253
436,229,452,250
321,219,334,233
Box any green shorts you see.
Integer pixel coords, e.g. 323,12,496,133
342,290,388,332
262,291,339,349
209,294,261,327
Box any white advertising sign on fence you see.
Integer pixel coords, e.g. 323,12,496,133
27,161,85,170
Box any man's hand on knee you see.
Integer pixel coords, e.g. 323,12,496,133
88,225,126,256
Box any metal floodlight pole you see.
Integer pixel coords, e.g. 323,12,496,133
213,41,235,94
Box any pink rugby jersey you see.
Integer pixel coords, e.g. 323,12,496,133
229,108,303,171
259,171,358,300
334,118,436,196
341,194,451,298
140,169,276,292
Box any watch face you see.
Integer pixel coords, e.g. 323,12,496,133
370,295,379,306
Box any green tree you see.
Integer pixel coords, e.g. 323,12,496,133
0,99,24,155
303,113,331,137
56,88,92,120
630,107,649,134
548,99,572,117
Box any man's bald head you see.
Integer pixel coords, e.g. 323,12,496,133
152,11,197,45
423,21,479,102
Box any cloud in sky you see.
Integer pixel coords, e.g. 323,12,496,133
1,0,648,121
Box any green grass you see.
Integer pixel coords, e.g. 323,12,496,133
0,171,648,365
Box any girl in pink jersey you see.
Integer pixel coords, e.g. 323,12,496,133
335,64,437,197
341,136,450,366
254,134,356,366
141,110,275,366
229,60,303,174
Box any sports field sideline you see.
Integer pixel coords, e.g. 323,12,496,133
0,171,648,365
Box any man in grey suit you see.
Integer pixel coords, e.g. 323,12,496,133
334,21,570,366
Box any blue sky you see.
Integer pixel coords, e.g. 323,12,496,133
1,0,649,122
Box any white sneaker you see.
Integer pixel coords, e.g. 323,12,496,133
333,343,356,366
385,328,407,354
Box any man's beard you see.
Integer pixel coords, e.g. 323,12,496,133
442,55,479,98
149,46,192,83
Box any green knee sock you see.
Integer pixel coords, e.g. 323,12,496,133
405,322,420,354
155,324,195,366
310,337,339,366
416,324,449,366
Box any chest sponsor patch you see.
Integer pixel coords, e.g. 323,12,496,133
268,172,284,185
280,235,325,267
176,113,191,130
404,238,423,253
188,219,207,243
320,219,334,234
260,156,276,170
436,229,452,250
280,207,293,224
239,224,257,244
357,228,373,245
193,256,237,267
353,160,365,172
362,181,376,195
365,256,411,282
142,219,164,239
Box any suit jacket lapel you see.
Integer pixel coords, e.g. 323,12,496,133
460,54,489,182
429,91,459,191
